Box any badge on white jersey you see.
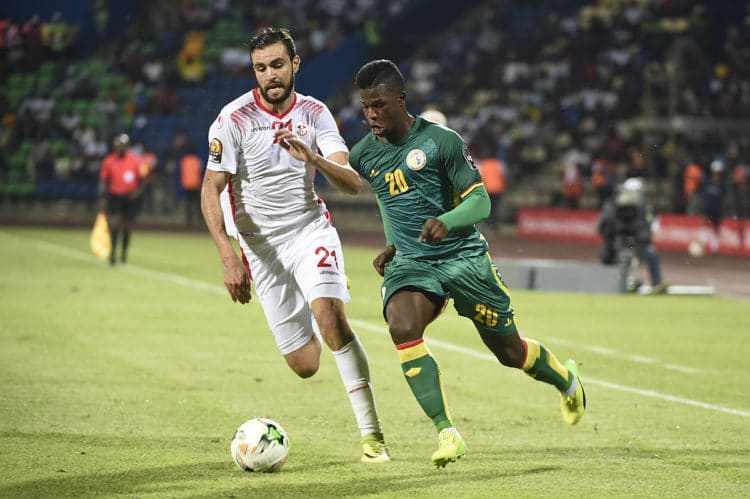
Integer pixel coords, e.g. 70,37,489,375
209,138,223,163
295,122,309,137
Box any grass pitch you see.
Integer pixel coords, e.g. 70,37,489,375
1,227,748,498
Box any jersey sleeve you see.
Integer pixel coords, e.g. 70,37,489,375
99,157,110,181
439,130,483,198
206,111,239,174
313,105,348,159
349,141,363,175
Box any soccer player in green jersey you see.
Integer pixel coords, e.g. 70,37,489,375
349,59,586,468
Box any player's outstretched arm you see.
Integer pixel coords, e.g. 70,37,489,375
275,129,362,194
201,169,252,304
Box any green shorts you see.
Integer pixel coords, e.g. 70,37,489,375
381,252,517,336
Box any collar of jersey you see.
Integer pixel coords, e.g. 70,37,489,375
252,88,298,119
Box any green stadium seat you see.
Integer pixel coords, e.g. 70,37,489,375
52,139,69,156
87,60,106,78
73,100,89,116
5,182,35,197
19,141,33,157
7,73,23,89
39,61,56,76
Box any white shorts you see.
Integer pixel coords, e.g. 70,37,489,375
236,216,350,355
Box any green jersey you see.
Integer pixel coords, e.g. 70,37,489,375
351,117,488,260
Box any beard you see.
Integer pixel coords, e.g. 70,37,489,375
260,73,295,104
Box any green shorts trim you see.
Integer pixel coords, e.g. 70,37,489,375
381,252,517,336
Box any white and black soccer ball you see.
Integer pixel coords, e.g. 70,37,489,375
230,418,290,473
688,240,704,258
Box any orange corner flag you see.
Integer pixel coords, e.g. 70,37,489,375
90,212,111,261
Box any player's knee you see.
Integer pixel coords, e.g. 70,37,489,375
497,346,524,368
288,358,320,378
387,317,424,345
317,315,354,351
314,310,342,336
294,364,319,379
483,332,525,367
284,337,321,378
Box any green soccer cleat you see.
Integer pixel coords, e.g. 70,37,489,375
361,432,390,463
431,428,467,468
561,359,587,425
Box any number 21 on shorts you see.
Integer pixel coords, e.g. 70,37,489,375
315,246,340,269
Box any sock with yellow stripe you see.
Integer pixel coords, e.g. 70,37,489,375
397,338,453,432
520,338,574,392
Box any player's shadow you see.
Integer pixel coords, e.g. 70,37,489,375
12,445,745,497
0,461,230,498
0,459,559,498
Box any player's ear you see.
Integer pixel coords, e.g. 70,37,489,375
292,55,300,73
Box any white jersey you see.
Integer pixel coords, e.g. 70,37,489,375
206,88,347,243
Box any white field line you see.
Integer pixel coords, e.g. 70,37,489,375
547,337,703,375
350,320,750,418
9,232,750,419
436,310,703,375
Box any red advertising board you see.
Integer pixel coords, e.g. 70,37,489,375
516,208,750,257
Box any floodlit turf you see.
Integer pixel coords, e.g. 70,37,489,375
1,227,749,498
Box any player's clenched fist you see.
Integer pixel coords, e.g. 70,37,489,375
418,218,448,244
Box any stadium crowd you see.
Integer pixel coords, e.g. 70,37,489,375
333,0,750,218
1,0,748,223
0,0,415,211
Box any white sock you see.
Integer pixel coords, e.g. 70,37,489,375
443,427,461,437
563,375,578,396
332,336,382,436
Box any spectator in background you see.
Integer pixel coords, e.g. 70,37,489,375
41,12,77,60
137,147,158,214
732,157,750,220
179,149,203,227
590,157,613,208
151,83,179,114
701,159,726,254
561,161,582,209
478,155,506,231
683,160,704,215
98,134,146,265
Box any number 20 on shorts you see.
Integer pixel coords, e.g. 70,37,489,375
474,303,499,327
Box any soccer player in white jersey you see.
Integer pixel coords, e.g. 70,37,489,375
200,27,389,463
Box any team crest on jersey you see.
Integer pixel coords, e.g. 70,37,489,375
462,144,476,169
295,122,309,137
405,149,427,171
209,138,223,163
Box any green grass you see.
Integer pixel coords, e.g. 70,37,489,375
1,227,749,498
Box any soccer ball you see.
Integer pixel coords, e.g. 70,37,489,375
230,418,290,472
688,240,704,258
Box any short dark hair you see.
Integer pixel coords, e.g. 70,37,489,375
249,27,297,60
354,59,405,92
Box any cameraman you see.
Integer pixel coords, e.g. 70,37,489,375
598,178,665,293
